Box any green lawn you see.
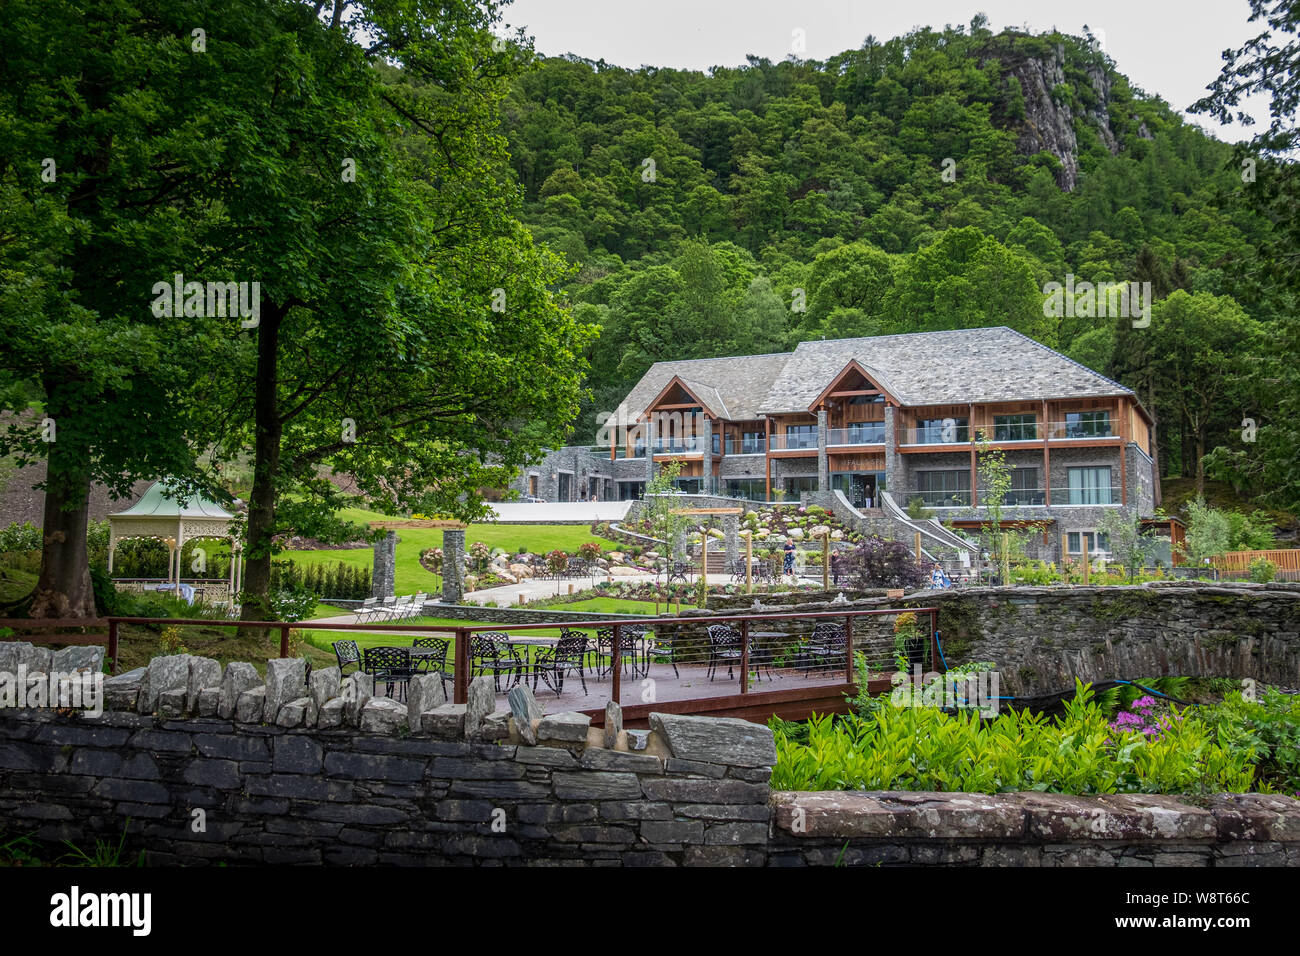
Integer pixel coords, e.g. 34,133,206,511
281,506,617,596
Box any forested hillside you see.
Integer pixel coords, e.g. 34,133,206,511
500,17,1293,511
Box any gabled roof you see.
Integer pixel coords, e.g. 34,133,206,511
806,359,901,410
111,481,234,519
621,352,792,422
760,327,1137,413
617,328,1141,424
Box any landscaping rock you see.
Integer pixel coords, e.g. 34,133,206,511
235,686,266,723
478,711,512,742
465,676,495,739
138,654,192,714
217,662,260,720
649,712,776,768
196,687,221,717
52,645,105,674
263,657,307,723
604,700,623,749
277,697,310,728
317,696,346,729
309,665,341,712
508,563,533,579
102,667,146,711
356,697,405,733
538,711,591,744
407,674,446,730
157,688,187,719
507,684,544,745
186,656,222,714
342,673,372,726
422,703,466,738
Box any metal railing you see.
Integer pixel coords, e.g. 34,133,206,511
1051,485,1121,505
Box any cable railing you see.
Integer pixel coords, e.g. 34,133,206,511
768,432,818,451
827,423,885,445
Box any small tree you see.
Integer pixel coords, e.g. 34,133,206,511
975,433,1013,583
641,460,690,588
1180,497,1231,572
843,536,928,590
1097,510,1157,582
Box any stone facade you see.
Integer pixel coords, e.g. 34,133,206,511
371,531,397,598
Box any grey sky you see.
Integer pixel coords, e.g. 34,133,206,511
502,0,1272,142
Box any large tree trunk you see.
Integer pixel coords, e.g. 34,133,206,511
30,441,96,619
1195,426,1206,498
240,307,285,627
1147,383,1161,508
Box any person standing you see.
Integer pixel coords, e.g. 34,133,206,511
783,539,796,576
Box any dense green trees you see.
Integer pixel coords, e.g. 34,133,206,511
501,18,1294,513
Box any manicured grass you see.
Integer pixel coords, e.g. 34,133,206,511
281,506,617,596
536,597,658,615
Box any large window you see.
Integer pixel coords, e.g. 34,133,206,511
1067,466,1113,504
1068,531,1112,557
915,470,970,506
783,476,818,495
1003,468,1041,505
1065,411,1112,438
994,414,1037,441
725,478,766,501
917,417,969,444
784,424,817,449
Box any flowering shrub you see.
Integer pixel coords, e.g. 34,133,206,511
1109,695,1181,741
468,541,491,572
545,549,568,575
578,541,603,562
421,548,443,575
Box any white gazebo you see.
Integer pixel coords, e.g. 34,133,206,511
108,480,244,601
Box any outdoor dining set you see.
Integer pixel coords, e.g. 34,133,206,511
330,620,852,702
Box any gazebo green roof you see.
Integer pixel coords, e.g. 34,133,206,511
110,481,234,520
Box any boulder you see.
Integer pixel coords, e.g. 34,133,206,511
51,645,105,674
787,527,804,540
309,665,341,712
342,673,372,726
360,697,408,734
607,552,625,564
464,676,495,739
477,711,513,742
276,697,310,728
196,687,221,717
218,662,261,720
263,657,308,723
604,700,623,749
608,566,639,576
494,570,518,585
422,703,467,738
508,563,533,579
138,654,192,714
537,711,591,743
186,656,222,714
102,667,147,711
649,712,777,768
407,674,447,730
235,686,266,723
157,688,187,719
317,696,346,729
507,684,544,745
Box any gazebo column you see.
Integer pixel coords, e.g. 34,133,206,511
107,534,116,574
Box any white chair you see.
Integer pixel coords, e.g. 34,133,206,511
355,597,378,623
374,595,411,620
406,593,427,619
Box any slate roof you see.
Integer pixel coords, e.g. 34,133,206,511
618,328,1137,421
620,352,792,421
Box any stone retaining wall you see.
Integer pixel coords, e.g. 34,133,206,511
769,791,1300,866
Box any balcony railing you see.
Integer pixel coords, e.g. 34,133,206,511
828,423,885,445
1045,420,1114,440
614,446,646,459
768,432,819,451
905,487,1119,507
725,438,767,455
1052,485,1121,505
901,425,971,445
651,436,704,454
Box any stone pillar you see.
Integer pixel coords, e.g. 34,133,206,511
442,528,466,604
372,531,397,598
816,408,829,492
645,418,656,484
700,416,713,494
884,406,905,499
672,526,688,562
723,514,740,569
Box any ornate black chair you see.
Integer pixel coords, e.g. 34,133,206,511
362,646,414,701
594,625,643,678
470,633,525,693
533,631,589,697
332,639,361,676
667,561,691,584
412,637,451,694
802,622,846,677
706,624,743,681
